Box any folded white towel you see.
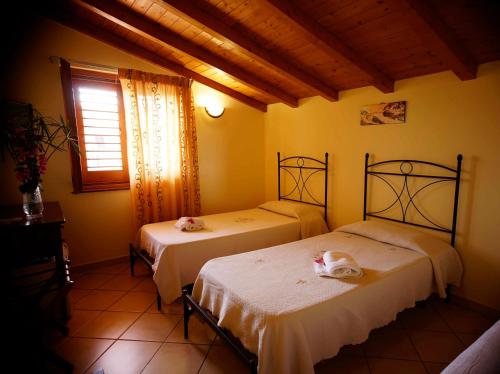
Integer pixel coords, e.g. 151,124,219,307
313,251,363,278
175,217,205,232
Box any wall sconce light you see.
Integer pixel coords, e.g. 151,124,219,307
205,102,225,118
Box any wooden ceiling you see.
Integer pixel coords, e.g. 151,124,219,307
42,0,500,112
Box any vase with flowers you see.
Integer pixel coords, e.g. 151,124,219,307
1,101,78,219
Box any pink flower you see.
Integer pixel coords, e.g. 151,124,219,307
15,167,30,182
314,256,324,264
38,154,48,174
4,104,76,192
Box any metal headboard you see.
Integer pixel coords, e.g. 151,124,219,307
363,153,463,247
278,152,329,220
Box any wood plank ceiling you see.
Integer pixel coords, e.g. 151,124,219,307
43,0,500,112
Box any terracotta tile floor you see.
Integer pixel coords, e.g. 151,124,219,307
51,260,497,374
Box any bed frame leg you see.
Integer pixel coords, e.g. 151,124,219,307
446,285,452,304
183,304,190,339
182,286,192,339
156,292,162,311
249,359,257,374
129,244,136,277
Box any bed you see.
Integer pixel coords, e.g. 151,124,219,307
129,152,330,305
183,153,464,374
442,319,500,374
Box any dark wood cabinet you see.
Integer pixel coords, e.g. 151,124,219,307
1,201,73,372
2,202,66,267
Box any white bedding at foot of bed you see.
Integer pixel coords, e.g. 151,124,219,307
193,230,461,374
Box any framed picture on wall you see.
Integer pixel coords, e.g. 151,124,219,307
360,101,406,125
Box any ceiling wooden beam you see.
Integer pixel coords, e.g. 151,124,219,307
158,0,338,101
74,0,298,107
44,7,268,112
403,0,477,80
266,0,394,94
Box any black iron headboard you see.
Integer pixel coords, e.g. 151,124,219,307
278,152,329,220
363,153,463,247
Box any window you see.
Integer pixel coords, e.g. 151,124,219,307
60,63,129,192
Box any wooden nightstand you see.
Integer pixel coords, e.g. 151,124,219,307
0,201,73,372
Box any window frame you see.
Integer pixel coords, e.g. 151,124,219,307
60,62,129,193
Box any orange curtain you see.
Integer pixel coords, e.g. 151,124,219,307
119,69,201,229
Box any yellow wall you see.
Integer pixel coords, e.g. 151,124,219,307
195,84,265,214
0,18,265,265
264,61,500,310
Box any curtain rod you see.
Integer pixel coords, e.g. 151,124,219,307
49,56,118,74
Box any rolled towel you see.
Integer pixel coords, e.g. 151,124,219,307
175,217,205,231
314,251,363,278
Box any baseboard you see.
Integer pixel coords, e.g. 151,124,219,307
450,294,500,319
71,255,128,273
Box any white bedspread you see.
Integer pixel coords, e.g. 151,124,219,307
193,223,463,374
138,207,327,303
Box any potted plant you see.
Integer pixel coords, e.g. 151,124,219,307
0,101,78,218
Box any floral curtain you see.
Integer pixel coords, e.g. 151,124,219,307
119,69,201,229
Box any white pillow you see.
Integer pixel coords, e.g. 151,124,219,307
335,220,442,253
335,220,463,296
258,200,321,219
